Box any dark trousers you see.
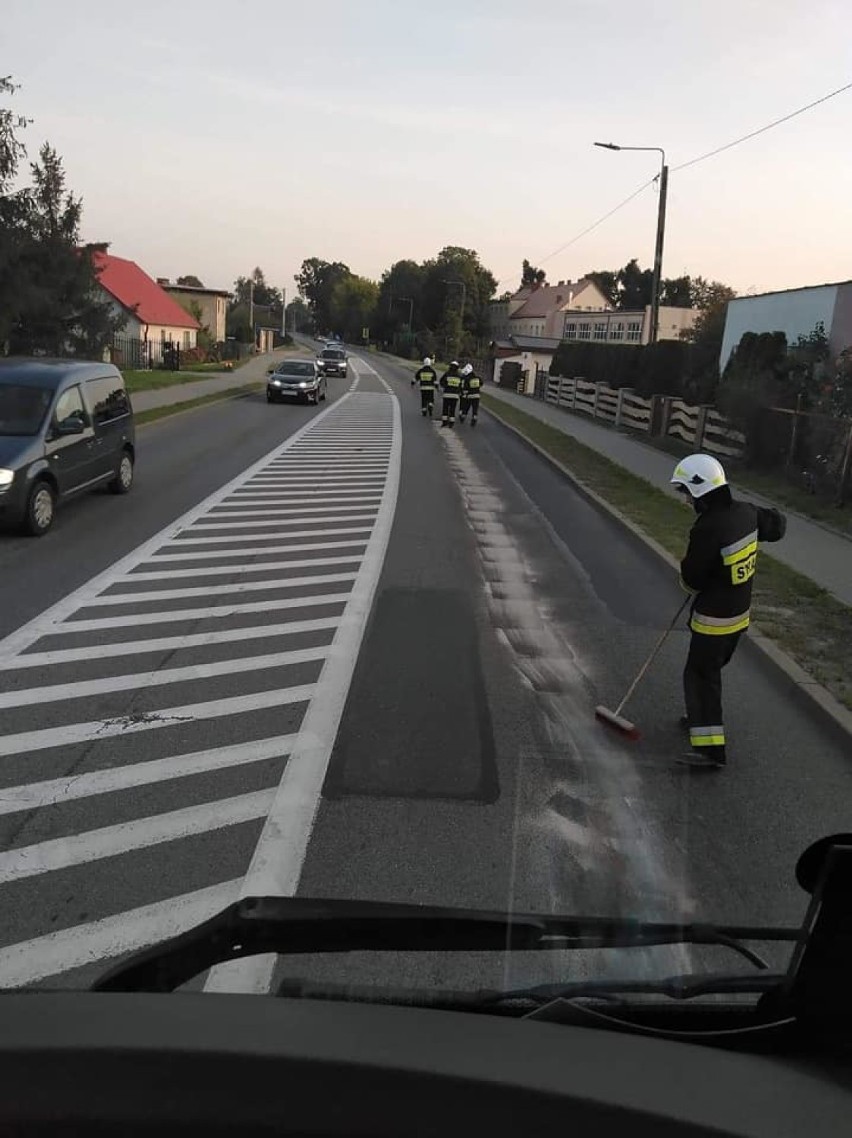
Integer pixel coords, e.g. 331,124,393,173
683,630,742,754
442,394,459,423
420,388,434,414
459,394,470,418
467,394,480,422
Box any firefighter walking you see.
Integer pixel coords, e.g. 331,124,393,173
439,360,462,428
459,364,482,426
670,454,786,769
413,357,437,417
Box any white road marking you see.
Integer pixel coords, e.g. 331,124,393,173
117,556,359,581
167,527,372,545
88,572,357,605
148,540,367,562
0,646,328,710
0,685,316,757
206,354,401,993
0,878,242,988
0,789,275,885
183,513,378,530
0,397,350,661
0,619,340,668
49,594,351,633
0,736,296,815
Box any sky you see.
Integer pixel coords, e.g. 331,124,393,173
5,0,852,298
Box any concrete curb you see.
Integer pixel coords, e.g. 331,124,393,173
483,401,852,744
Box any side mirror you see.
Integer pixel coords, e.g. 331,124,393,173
56,417,86,437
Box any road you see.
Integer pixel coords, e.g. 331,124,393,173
0,351,849,994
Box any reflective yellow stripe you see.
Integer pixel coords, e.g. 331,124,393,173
690,733,726,747
722,539,757,566
721,530,758,562
690,611,750,636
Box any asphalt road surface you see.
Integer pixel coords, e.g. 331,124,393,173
0,352,849,994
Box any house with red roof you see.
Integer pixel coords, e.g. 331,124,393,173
93,251,200,362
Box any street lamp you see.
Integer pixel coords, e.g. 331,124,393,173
594,141,669,345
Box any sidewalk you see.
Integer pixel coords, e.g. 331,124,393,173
129,348,296,413
485,384,852,608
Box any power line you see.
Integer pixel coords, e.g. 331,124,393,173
495,175,657,286
496,77,852,289
672,78,852,173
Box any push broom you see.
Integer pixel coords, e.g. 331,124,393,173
595,597,691,740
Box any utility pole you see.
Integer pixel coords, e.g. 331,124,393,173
649,162,668,345
281,286,287,336
594,142,668,343
249,280,255,334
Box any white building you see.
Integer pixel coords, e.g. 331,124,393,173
93,251,199,361
720,280,852,371
563,305,698,346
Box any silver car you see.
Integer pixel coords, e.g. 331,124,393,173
266,359,327,405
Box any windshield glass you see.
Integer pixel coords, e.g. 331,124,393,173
275,361,315,376
0,383,52,436
3,4,852,1036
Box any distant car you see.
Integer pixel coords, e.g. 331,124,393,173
317,347,348,378
0,358,136,536
267,359,327,405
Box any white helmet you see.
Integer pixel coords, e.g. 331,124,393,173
422,357,432,366
450,360,459,367
461,364,473,376
670,454,727,499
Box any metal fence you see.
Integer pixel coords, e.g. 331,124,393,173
108,335,183,370
758,405,852,504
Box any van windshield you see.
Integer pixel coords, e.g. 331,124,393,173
0,383,52,437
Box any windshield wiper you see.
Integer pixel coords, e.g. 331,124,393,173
92,895,797,993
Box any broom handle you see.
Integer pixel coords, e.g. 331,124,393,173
613,597,691,717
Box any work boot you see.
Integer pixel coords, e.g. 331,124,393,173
676,748,726,770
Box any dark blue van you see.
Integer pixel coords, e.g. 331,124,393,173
0,359,136,536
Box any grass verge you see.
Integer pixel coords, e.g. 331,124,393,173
482,393,852,711
123,369,214,392
135,384,261,426
623,417,851,537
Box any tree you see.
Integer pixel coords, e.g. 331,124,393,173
616,258,653,309
285,295,313,332
232,266,281,309
295,258,351,330
1,76,32,350
689,276,736,312
8,144,125,356
583,269,618,308
328,275,378,342
374,259,425,343
521,259,546,287
660,275,692,307
177,274,204,287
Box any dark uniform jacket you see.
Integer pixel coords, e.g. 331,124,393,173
415,365,437,389
463,371,482,396
440,367,462,396
680,493,786,635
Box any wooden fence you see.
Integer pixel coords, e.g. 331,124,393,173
543,376,744,458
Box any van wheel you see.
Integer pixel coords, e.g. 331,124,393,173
110,450,134,495
23,480,56,537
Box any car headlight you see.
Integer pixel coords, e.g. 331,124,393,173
0,468,14,489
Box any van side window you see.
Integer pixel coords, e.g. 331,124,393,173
86,376,130,425
50,386,89,438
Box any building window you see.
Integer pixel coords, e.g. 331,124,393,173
610,322,625,342
183,330,191,349
626,321,641,342
593,323,606,341
578,323,591,340
565,322,577,340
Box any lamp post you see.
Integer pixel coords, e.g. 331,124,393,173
594,141,668,345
